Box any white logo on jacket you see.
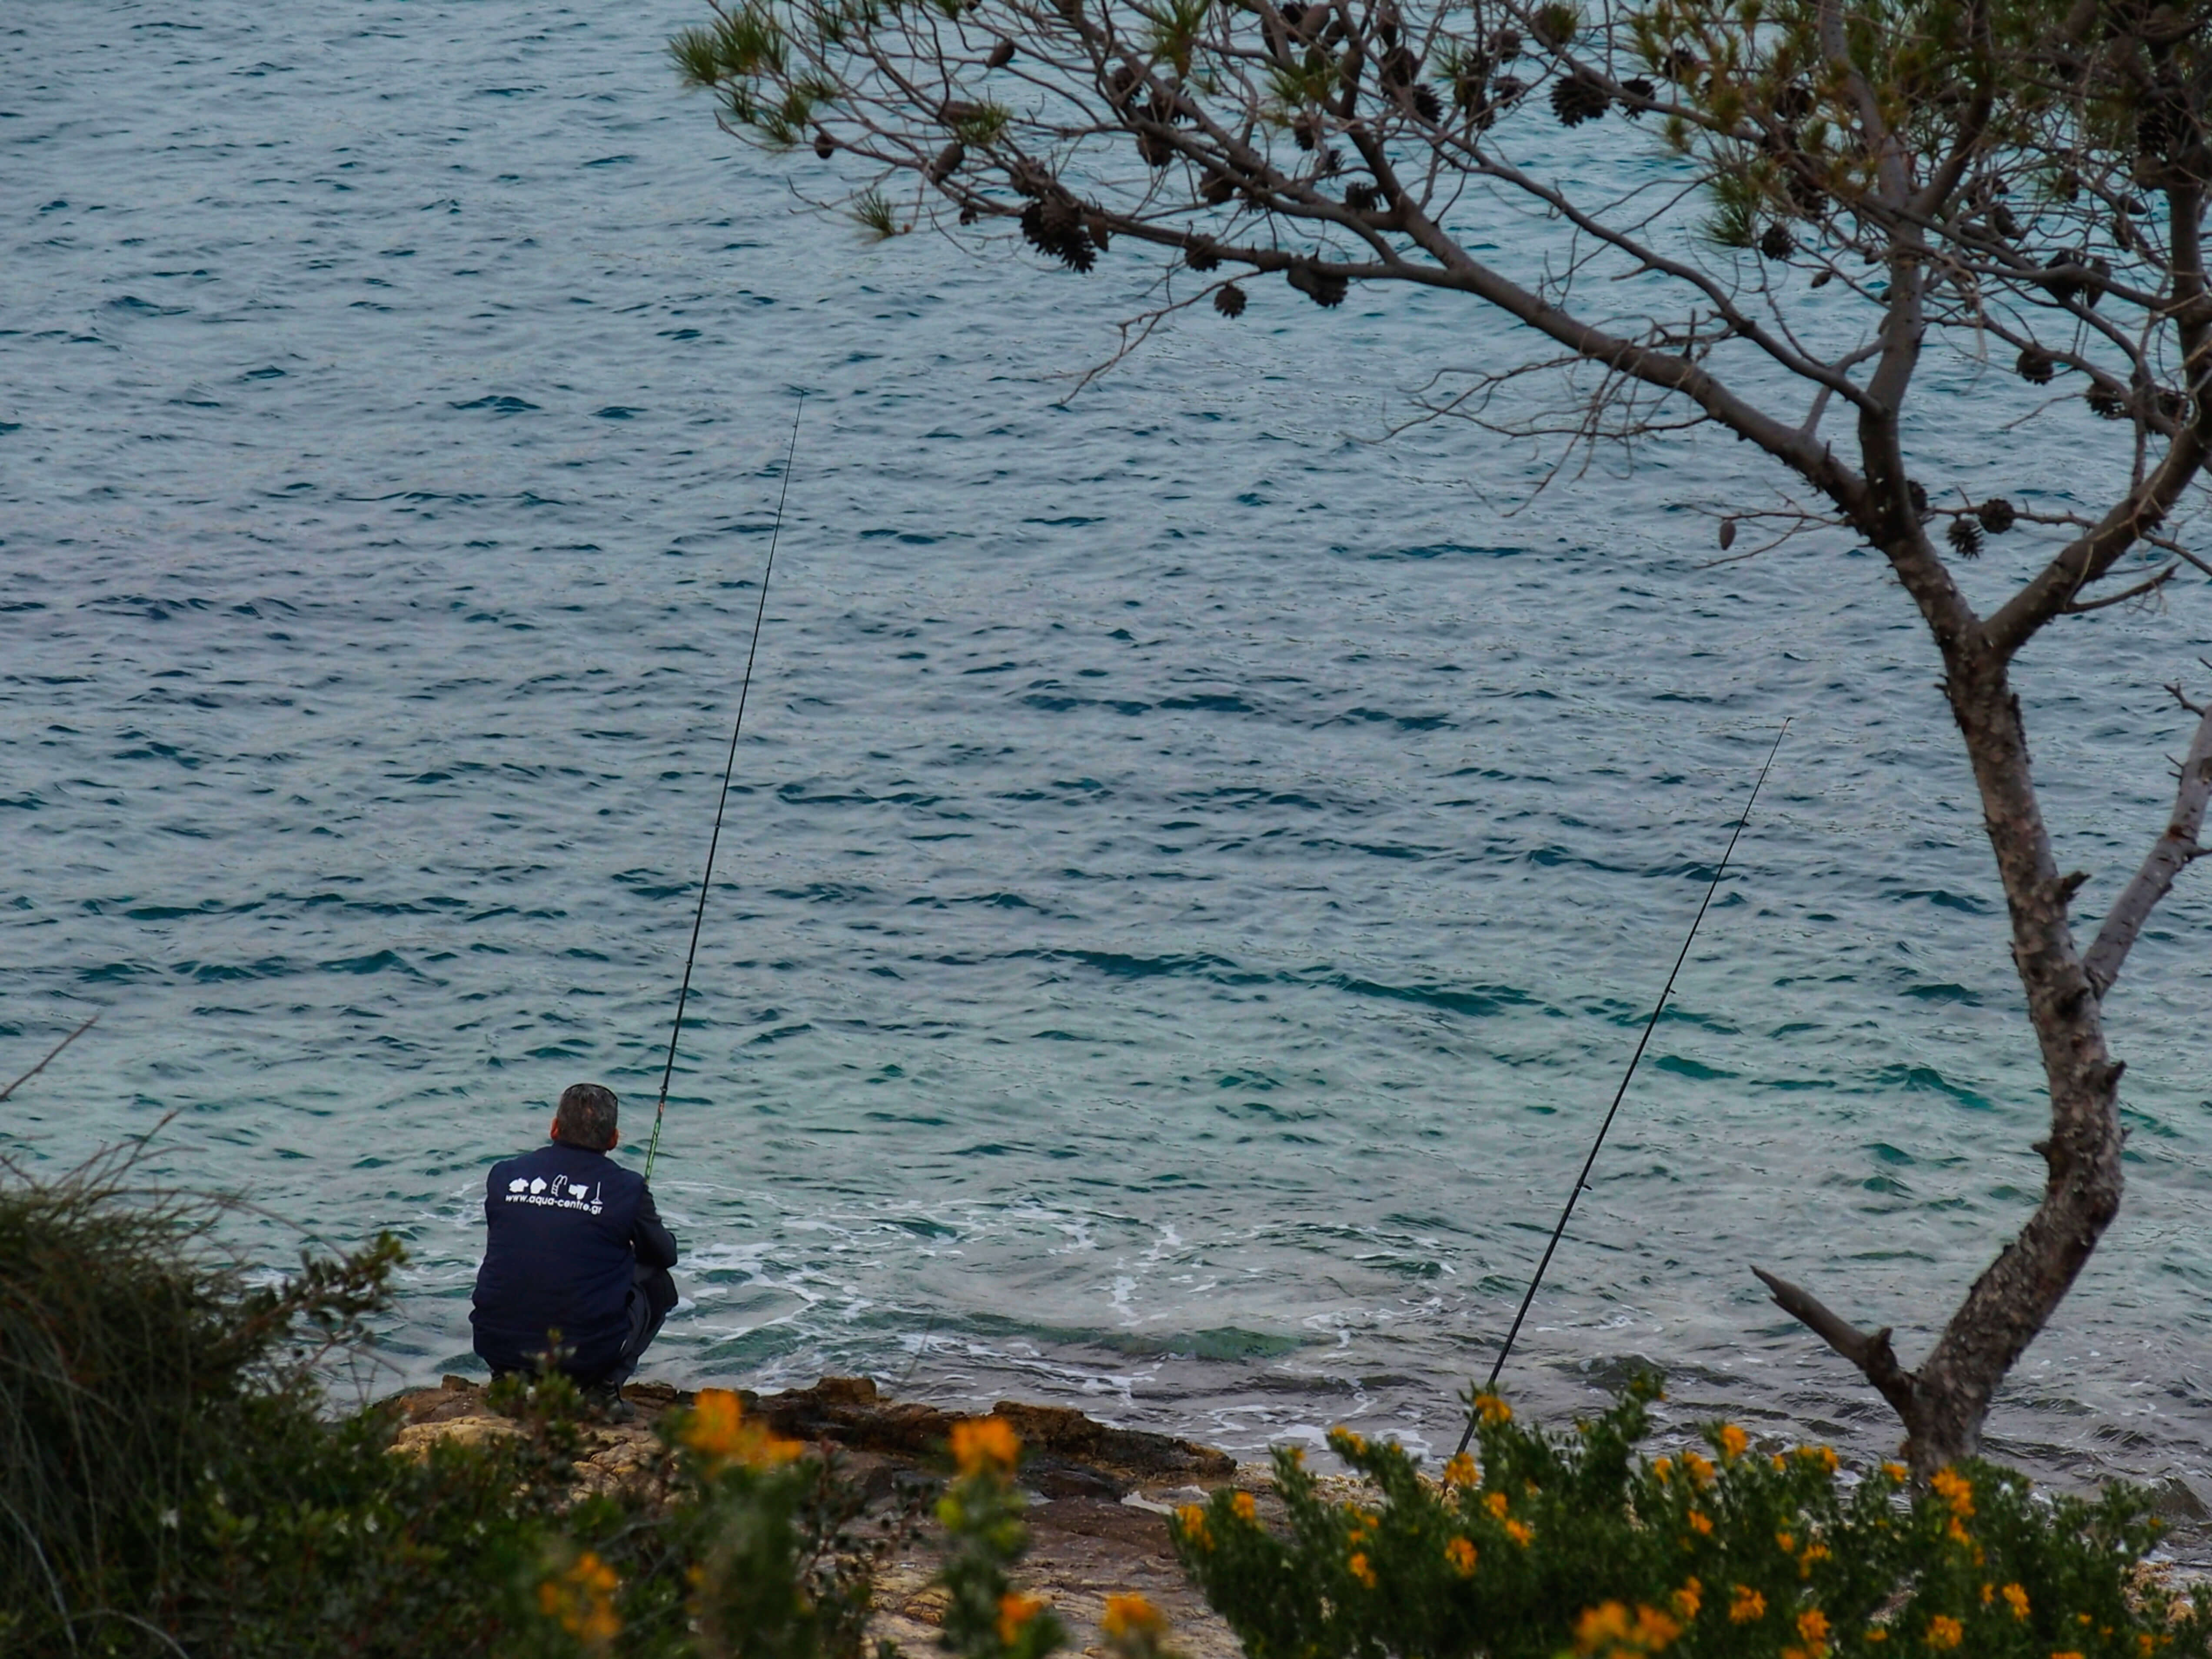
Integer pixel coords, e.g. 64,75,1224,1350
499,1172,605,1215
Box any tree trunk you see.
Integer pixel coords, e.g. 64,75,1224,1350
1757,540,2129,1473
1903,637,2127,1467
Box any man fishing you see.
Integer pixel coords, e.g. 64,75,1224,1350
470,1082,679,1418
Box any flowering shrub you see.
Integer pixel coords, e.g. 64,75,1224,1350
1171,1376,2212,1659
666,1387,883,1659
935,1416,1071,1659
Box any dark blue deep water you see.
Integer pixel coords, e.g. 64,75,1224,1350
7,1,2212,1497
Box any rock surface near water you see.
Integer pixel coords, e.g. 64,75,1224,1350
390,1375,1250,1659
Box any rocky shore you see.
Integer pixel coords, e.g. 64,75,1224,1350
393,1374,1257,1659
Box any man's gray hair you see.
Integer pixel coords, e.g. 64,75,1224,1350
554,1083,620,1150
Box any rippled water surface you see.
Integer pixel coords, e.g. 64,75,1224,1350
8,0,2212,1498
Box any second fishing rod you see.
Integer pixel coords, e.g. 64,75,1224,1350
645,396,805,1182
1453,719,1790,1457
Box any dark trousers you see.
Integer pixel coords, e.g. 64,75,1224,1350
492,1260,674,1391
605,1259,677,1389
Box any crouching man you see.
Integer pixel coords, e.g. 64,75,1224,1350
470,1082,678,1416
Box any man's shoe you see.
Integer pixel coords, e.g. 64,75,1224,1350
584,1383,636,1424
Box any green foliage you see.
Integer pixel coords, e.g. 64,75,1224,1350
0,1144,402,1652
1172,1380,2212,1659
665,1390,886,1659
0,1154,1085,1659
935,1419,1068,1659
854,188,906,238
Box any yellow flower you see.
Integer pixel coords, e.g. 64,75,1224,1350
1686,1509,1713,1536
1683,1452,1716,1487
1328,1425,1367,1456
1929,1468,1975,1518
1883,1462,1910,1483
1486,1490,1510,1519
1799,1543,1831,1578
1475,1393,1512,1426
1730,1586,1766,1624
681,1388,804,1470
1443,1452,1479,1487
1348,1551,1377,1588
1102,1594,1165,1642
952,1416,1022,1478
1777,1531,1796,1554
1504,1518,1533,1547
1867,1629,1889,1643
1445,1536,1478,1577
2002,1583,2030,1621
1571,1601,1680,1655
539,1550,621,1646
1231,1491,1257,1522
998,1592,1045,1645
2051,1652,2087,1659
1925,1614,1964,1650
1175,1504,1211,1551
1772,1453,1789,1472
1802,1445,1839,1473
1670,1578,1703,1621
1574,1601,1633,1653
1945,1515,1973,1547
1653,1457,1673,1483
1798,1609,1831,1645
1718,1423,1749,1460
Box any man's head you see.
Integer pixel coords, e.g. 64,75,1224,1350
550,1082,621,1151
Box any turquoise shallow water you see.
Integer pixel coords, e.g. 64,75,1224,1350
6,0,2212,1496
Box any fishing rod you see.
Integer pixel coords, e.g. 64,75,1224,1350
1453,717,1790,1458
644,396,805,1182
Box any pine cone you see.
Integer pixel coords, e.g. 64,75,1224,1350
1411,84,1443,122
1020,197,1098,273
2016,346,2055,385
1757,223,1795,261
1345,181,1378,212
1619,75,1655,106
1214,283,1247,317
2086,385,2128,420
1492,27,1523,59
1947,517,1984,559
1977,498,2017,535
1186,238,1221,271
1661,46,1698,80
988,38,1016,68
1286,262,1349,307
1531,2,1578,48
1550,73,1608,127
813,131,836,159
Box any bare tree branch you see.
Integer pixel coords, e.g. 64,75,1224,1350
2085,695,2212,997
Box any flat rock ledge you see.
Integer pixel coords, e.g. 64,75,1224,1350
389,1374,1250,1659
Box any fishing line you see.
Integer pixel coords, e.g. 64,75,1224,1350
1452,717,1790,1458
645,395,804,1182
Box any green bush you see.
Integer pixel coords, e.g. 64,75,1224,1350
1171,1376,2212,1659
0,1144,400,1654
0,1151,1069,1659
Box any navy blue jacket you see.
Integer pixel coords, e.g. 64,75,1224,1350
469,1140,679,1380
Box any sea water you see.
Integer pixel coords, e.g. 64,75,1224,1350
5,0,2212,1499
